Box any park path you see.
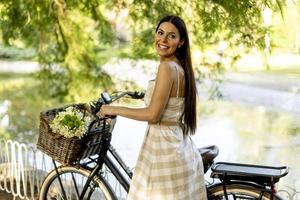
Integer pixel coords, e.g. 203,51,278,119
0,60,38,73
0,190,22,200
221,72,300,116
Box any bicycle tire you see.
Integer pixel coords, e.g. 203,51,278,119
208,184,283,200
39,166,117,200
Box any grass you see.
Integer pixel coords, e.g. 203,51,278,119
219,51,300,77
225,67,300,85
0,72,32,80
267,66,300,76
0,45,36,61
229,65,300,78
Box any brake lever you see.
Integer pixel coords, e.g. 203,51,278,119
90,99,104,115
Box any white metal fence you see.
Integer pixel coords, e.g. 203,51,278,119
0,139,53,200
0,139,128,200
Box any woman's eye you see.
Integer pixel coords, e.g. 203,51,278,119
157,31,163,35
169,34,176,39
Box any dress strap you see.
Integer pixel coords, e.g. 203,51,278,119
174,64,180,98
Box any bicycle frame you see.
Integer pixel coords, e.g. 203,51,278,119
103,145,132,192
73,144,132,198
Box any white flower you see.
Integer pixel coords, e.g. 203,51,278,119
50,106,92,138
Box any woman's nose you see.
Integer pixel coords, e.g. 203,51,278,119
161,35,168,42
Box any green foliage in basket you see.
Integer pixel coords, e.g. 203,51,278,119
50,107,92,138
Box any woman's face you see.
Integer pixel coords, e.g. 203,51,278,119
154,22,183,60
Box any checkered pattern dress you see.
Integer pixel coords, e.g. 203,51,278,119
127,74,207,200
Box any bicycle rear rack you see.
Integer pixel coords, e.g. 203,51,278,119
210,162,289,200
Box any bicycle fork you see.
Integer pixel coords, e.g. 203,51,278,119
52,159,68,200
52,159,103,200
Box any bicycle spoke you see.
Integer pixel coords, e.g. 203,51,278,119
71,172,80,199
50,180,66,199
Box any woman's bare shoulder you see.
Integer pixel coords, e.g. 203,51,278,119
159,61,173,69
158,61,179,72
155,61,176,82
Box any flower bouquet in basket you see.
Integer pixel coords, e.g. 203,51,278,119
50,106,92,139
37,103,106,164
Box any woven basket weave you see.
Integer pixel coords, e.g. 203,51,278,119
37,103,110,164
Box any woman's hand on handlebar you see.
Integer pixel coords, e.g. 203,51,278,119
98,105,113,117
94,91,144,117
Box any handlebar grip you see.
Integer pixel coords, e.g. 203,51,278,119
129,91,145,99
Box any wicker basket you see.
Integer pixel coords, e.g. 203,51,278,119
36,103,110,164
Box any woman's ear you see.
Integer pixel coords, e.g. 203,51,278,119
178,39,185,48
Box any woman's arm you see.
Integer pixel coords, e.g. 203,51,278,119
99,62,175,123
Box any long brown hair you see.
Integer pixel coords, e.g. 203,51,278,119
156,15,197,135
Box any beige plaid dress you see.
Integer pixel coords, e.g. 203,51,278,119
127,68,207,200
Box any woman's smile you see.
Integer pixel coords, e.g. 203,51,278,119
157,43,169,50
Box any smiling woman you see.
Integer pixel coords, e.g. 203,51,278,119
99,15,206,200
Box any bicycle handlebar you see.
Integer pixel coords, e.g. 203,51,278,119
90,91,145,115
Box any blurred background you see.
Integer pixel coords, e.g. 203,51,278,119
0,0,299,198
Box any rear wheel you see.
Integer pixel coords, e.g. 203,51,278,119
208,184,282,200
39,166,117,200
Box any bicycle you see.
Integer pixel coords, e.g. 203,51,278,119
38,91,289,200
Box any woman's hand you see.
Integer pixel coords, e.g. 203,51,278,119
98,105,113,116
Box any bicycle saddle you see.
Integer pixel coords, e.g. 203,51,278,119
198,145,219,173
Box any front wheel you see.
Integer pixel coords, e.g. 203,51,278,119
39,166,117,200
208,184,283,200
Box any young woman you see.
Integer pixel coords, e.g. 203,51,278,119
99,15,207,200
